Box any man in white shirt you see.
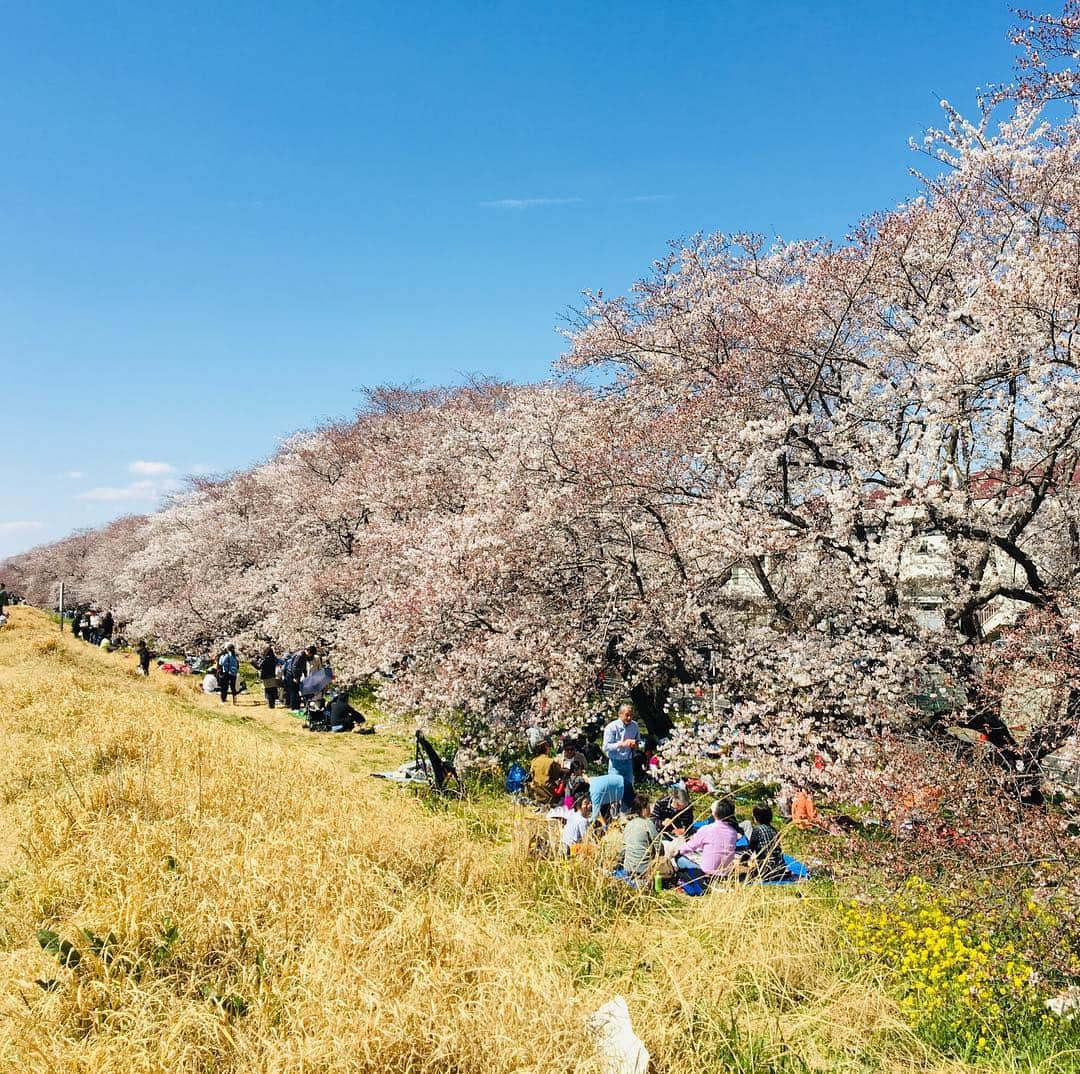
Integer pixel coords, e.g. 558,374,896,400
602,704,640,812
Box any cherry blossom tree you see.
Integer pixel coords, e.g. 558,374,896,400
6,5,1080,824
563,83,1080,799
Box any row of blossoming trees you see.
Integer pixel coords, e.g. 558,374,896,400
7,10,1080,821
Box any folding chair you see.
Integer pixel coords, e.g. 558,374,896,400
414,731,463,797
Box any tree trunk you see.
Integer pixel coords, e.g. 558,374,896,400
629,680,674,739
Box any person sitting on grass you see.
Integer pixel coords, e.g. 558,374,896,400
328,692,366,732
674,799,739,880
528,739,564,805
201,669,219,694
633,739,661,783
560,795,593,856
651,786,694,836
560,736,587,777
790,788,824,831
622,796,661,883
748,804,788,881
558,737,589,806
559,736,587,787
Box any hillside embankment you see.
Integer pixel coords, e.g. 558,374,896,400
1,607,955,1073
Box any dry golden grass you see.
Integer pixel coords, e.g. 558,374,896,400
0,608,974,1073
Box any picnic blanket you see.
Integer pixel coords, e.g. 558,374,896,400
370,761,427,784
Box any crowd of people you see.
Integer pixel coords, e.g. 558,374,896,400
61,604,374,738
68,607,116,648
524,703,809,889
40,591,802,887
197,639,371,734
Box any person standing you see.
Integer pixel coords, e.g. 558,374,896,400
279,652,296,711
136,639,152,676
289,645,315,712
258,644,279,708
602,703,640,812
0,582,8,614
101,610,114,642
218,644,240,705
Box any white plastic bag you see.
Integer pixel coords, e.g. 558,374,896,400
587,995,649,1074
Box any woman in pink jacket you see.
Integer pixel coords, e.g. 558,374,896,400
674,800,739,876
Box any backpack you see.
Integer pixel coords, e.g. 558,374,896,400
282,652,296,680
505,763,528,795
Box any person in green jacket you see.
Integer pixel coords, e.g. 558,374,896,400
622,796,661,881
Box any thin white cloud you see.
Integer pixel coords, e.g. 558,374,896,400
622,194,677,204
0,520,44,535
63,470,85,479
78,485,154,502
478,197,583,210
129,460,174,476
76,478,180,502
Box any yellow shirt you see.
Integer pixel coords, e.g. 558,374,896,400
529,755,562,800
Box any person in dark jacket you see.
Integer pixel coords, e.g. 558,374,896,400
136,639,152,676
748,804,788,880
258,645,279,708
328,693,365,732
289,645,315,712
218,645,240,704
101,611,114,641
651,787,694,835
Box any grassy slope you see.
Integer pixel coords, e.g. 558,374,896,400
0,607,978,1073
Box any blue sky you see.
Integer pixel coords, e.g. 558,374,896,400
1,0,1020,558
